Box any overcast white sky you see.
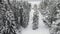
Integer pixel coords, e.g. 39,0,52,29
8,0,41,1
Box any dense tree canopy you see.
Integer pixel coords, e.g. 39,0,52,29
39,0,60,34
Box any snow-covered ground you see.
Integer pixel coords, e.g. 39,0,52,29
21,1,50,34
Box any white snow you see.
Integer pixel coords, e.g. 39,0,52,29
21,1,50,34
21,10,50,34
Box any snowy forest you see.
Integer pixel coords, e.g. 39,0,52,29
0,0,60,34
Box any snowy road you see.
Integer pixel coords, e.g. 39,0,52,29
21,9,50,34
21,1,50,34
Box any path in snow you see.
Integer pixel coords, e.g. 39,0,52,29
21,9,50,34
21,1,50,34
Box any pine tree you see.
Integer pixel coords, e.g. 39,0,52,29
32,4,39,30
21,1,31,28
32,11,39,30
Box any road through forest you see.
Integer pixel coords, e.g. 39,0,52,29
21,1,50,34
